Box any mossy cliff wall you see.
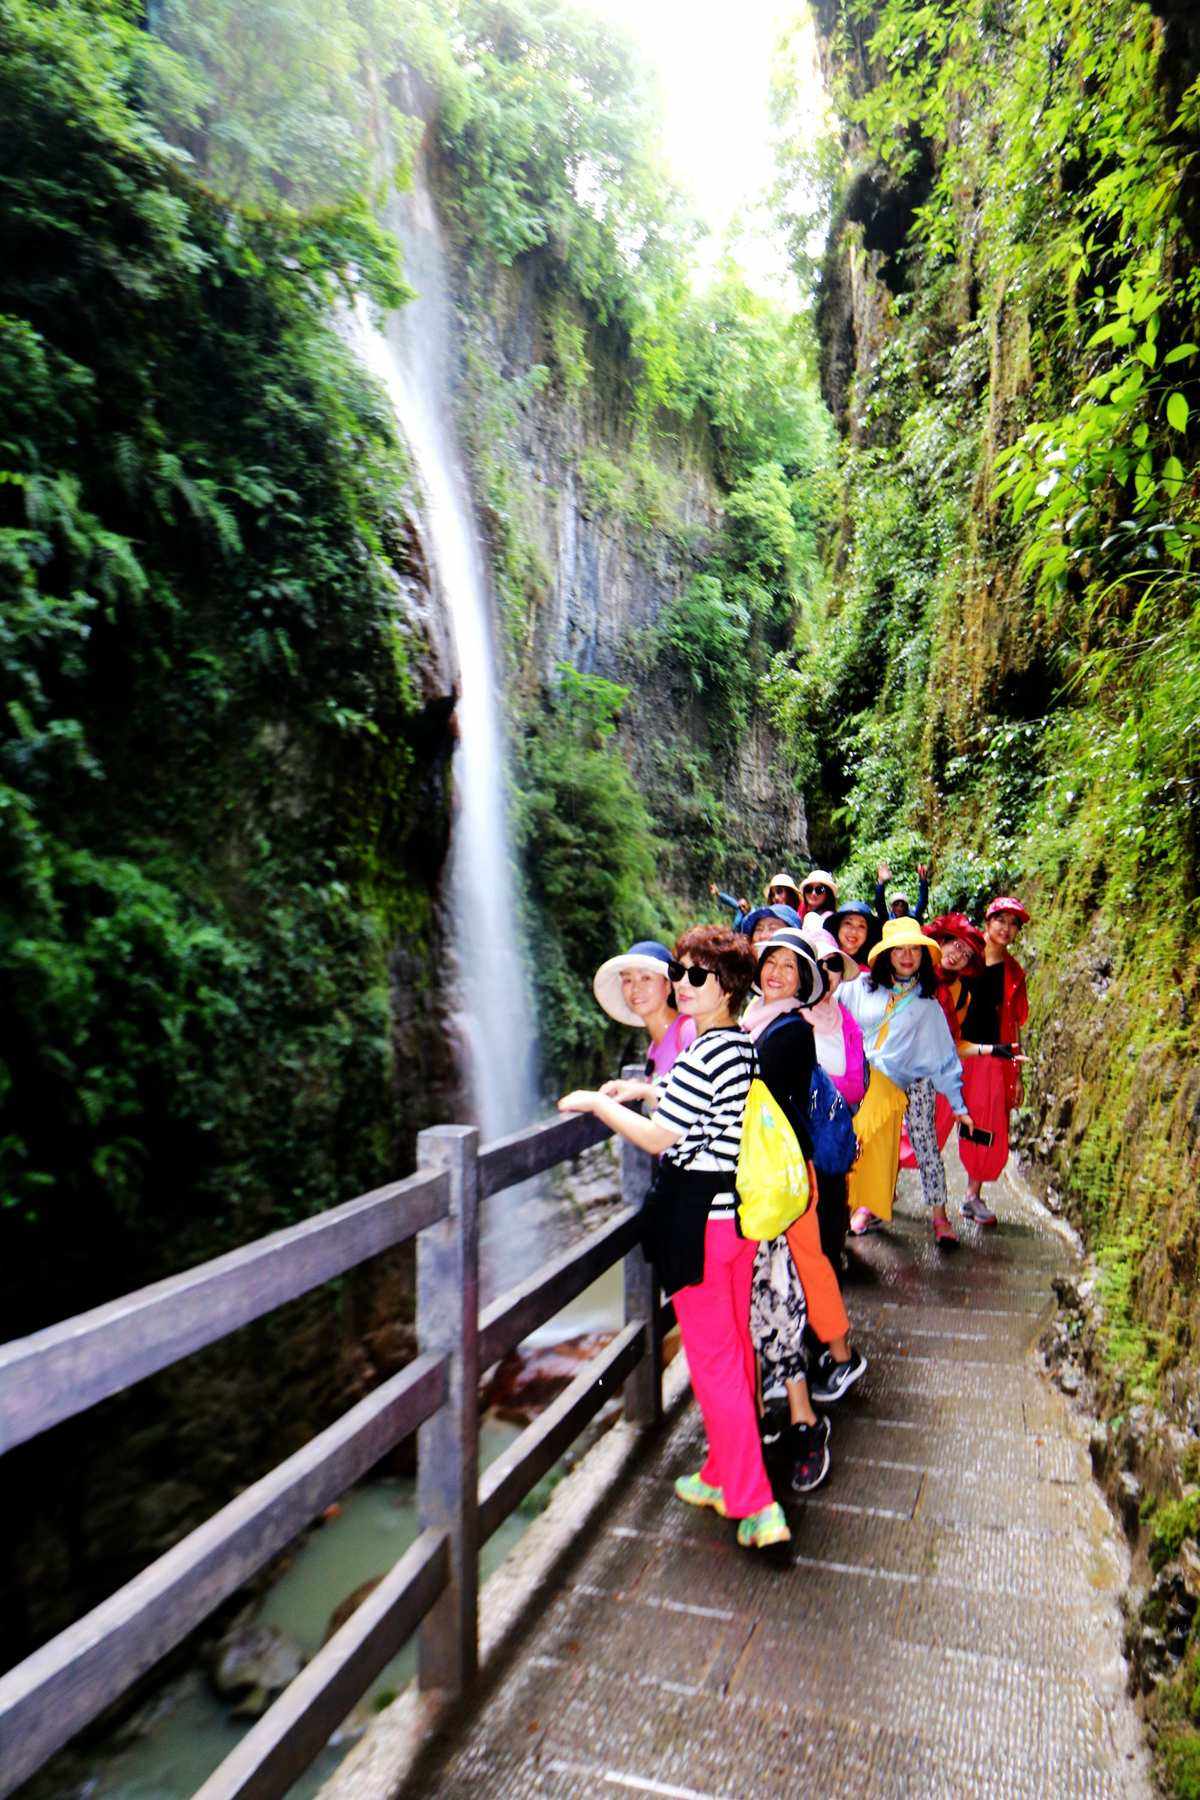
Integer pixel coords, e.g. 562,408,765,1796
457,231,805,875
801,0,1200,1774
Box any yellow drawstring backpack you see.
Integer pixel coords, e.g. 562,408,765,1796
736,1077,810,1239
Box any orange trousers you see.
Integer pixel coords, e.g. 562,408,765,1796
785,1188,850,1345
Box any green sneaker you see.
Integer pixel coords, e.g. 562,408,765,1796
736,1502,791,1550
674,1472,727,1515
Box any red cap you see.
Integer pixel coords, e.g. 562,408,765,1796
986,896,1030,923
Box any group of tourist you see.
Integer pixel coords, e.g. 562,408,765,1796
558,864,1030,1554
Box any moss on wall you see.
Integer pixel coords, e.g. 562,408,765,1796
792,2,1200,1778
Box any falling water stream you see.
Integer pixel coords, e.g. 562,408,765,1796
351,175,538,1148
89,141,621,1800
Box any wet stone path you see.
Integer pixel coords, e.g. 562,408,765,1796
339,1164,1150,1799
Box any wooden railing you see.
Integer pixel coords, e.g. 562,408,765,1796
0,1100,661,1800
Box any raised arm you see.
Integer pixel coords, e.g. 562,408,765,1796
558,1089,679,1157
874,862,890,923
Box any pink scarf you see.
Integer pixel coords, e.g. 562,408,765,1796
802,996,867,1105
801,992,843,1043
741,996,800,1042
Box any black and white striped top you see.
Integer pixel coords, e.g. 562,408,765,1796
655,1027,755,1219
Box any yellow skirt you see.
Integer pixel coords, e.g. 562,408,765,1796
846,1068,908,1223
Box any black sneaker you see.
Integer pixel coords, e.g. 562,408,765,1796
759,1403,790,1450
788,1416,832,1494
810,1347,868,1406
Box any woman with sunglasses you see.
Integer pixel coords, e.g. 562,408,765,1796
559,927,790,1551
798,869,839,921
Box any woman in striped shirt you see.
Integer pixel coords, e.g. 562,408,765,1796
559,925,790,1551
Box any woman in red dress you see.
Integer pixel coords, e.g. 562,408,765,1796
957,898,1031,1226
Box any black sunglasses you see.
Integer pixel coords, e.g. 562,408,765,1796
803,883,830,895
667,960,714,987
819,955,843,972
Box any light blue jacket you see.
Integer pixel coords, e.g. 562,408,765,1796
838,977,965,1111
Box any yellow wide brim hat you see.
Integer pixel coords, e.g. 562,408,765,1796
866,916,942,967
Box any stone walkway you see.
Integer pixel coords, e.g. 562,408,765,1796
331,1164,1150,1799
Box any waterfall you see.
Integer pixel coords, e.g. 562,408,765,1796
345,177,539,1142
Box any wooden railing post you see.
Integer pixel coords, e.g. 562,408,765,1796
415,1124,480,1696
619,1064,660,1426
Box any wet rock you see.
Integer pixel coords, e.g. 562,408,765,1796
1052,1274,1081,1311
1152,1562,1199,1640
1116,1471,1142,1535
1121,1404,1153,1468
1059,1363,1082,1396
211,1617,305,1719
325,1576,384,1644
482,1332,616,1424
1138,1624,1170,1691
1089,1422,1110,1476
1179,1538,1200,1601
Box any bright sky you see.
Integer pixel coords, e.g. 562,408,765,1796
582,0,827,289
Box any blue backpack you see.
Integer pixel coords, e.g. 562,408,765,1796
807,1066,859,1175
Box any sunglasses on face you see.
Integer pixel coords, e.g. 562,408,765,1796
803,884,830,897
819,956,843,973
667,961,715,987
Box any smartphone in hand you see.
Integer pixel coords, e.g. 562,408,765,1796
958,1122,995,1147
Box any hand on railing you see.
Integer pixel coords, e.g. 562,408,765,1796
599,1077,656,1106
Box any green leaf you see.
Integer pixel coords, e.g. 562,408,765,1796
1162,344,1199,366
1131,289,1165,324
1167,391,1190,432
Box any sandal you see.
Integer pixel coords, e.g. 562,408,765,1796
849,1207,884,1236
932,1213,959,1249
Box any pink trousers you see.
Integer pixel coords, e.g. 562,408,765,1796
672,1218,775,1519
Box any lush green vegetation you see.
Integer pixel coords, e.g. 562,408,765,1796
780,6,1200,1783
1,0,840,1301
517,666,676,1079
0,0,446,1323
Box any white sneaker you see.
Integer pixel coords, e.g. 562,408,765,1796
961,1195,998,1226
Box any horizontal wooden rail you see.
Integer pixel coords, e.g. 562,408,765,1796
478,1321,645,1543
478,1206,641,1371
478,1110,610,1200
194,1528,450,1800
0,1352,447,1800
0,1167,449,1455
0,1083,664,1800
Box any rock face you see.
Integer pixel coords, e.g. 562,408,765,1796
419,129,809,870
